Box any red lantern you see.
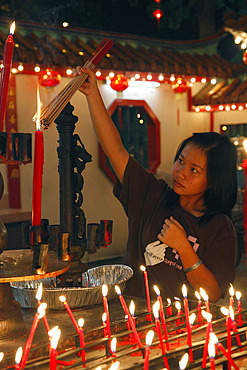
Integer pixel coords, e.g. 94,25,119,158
110,74,129,92
243,50,247,65
153,9,163,20
38,69,61,87
173,78,189,94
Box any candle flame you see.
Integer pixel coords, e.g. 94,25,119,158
140,265,146,272
102,312,107,323
199,288,208,301
48,326,59,339
189,313,196,326
129,300,135,316
236,291,242,300
95,367,102,370
111,337,117,353
38,309,46,320
208,339,216,358
153,284,160,296
37,302,47,313
182,284,187,298
178,352,189,369
78,318,84,328
209,332,219,345
195,291,201,301
102,284,108,297
167,298,171,305
229,305,235,321
35,282,43,301
15,347,22,364
59,295,66,303
115,285,121,295
152,301,159,319
36,85,42,130
0,352,3,362
220,307,229,316
108,361,120,370
229,283,234,297
201,310,212,322
175,301,181,310
50,328,61,349
10,21,15,35
146,330,154,346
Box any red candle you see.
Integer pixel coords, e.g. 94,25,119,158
0,21,15,132
78,318,86,367
102,313,108,338
59,296,79,333
175,301,182,326
111,337,117,358
201,310,213,368
144,330,154,370
229,284,234,308
229,306,242,350
167,298,172,316
195,291,202,324
21,304,46,368
236,291,243,327
153,302,170,369
15,347,22,370
200,288,210,313
32,86,44,227
210,333,240,370
115,285,143,349
140,266,152,321
153,285,170,350
50,328,61,370
102,284,112,340
179,353,189,370
182,285,193,363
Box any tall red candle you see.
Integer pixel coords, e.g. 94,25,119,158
208,339,216,370
182,285,193,363
115,285,143,349
0,22,15,132
229,284,234,308
32,129,44,226
59,296,79,333
236,291,243,326
144,330,154,370
153,302,169,369
102,285,112,340
200,288,210,313
153,285,169,350
202,310,213,368
50,328,61,370
229,306,242,350
210,333,240,370
78,318,86,367
167,298,172,316
140,266,152,321
195,291,202,324
15,347,22,370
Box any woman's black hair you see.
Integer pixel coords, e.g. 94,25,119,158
173,132,237,221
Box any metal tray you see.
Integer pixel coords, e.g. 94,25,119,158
11,264,133,309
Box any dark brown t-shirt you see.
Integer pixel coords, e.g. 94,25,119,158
114,156,237,302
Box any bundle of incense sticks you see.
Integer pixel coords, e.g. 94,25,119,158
34,38,113,129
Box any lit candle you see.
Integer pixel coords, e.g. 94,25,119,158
78,318,86,367
200,288,210,313
111,337,117,358
153,302,169,369
140,266,152,321
175,301,182,326
14,347,22,370
210,332,240,370
0,21,15,132
236,291,243,327
195,291,202,324
48,326,59,342
208,339,216,370
201,310,213,368
50,328,61,370
178,353,189,370
229,284,235,307
102,313,108,338
32,85,44,227
167,298,172,316
21,303,47,368
229,306,242,349
182,284,193,363
129,300,136,327
35,283,50,333
0,352,3,364
102,284,111,340
115,285,143,349
144,330,154,370
59,296,79,333
154,285,169,350
221,306,232,363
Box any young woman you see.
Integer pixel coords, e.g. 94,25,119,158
76,67,237,303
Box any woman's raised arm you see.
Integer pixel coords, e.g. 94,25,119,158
76,67,129,184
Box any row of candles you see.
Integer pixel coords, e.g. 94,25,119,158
1,266,243,370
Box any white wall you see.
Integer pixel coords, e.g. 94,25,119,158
3,74,247,263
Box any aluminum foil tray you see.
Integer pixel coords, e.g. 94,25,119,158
10,264,133,309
